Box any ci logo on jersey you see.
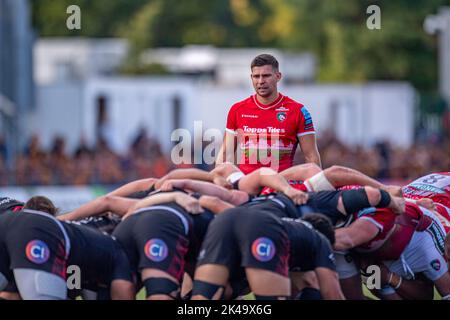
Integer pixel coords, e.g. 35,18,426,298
144,239,168,262
251,237,276,262
276,112,287,122
26,240,50,264
431,259,441,271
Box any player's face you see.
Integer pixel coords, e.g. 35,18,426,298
251,65,281,98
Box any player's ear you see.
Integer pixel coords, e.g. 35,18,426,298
276,72,282,82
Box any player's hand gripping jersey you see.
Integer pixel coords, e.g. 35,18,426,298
226,94,315,174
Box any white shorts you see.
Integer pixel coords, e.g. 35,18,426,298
383,207,448,281
334,251,359,279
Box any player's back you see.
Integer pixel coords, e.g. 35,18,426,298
402,172,450,207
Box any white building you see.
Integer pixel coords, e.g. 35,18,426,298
28,38,416,155
34,38,129,85
140,46,316,86
26,77,415,154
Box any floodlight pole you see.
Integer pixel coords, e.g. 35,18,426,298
424,7,450,108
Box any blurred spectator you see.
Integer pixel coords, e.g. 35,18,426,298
294,129,450,184
6,129,450,186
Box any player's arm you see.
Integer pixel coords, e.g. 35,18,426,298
320,166,403,196
279,163,322,181
378,266,434,300
159,179,248,205
210,163,242,182
198,195,235,214
337,187,405,216
123,191,203,218
238,167,290,195
238,167,308,205
154,168,231,189
58,195,138,221
216,131,238,166
106,178,158,197
314,267,345,300
298,133,322,168
334,219,380,251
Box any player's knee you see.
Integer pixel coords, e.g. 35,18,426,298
143,277,180,300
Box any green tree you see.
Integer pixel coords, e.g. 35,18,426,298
31,0,450,91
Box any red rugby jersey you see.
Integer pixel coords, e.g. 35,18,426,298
226,93,315,174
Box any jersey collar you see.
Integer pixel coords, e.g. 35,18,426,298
252,93,284,110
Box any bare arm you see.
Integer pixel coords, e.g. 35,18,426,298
107,178,157,197
377,265,434,300
298,134,321,168
279,163,322,181
199,195,235,214
161,179,234,202
315,267,345,300
321,165,403,197
58,195,138,221
334,219,380,251
211,163,241,179
123,191,203,218
216,131,237,166
238,167,308,205
154,168,215,189
238,167,292,195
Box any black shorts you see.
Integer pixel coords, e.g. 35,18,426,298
198,208,290,277
2,211,68,280
0,243,12,289
113,208,190,282
80,239,132,290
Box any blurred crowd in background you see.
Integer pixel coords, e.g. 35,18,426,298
0,128,447,186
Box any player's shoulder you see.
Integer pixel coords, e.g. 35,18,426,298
282,95,307,111
282,95,313,120
228,96,254,113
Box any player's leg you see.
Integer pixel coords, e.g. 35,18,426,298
192,210,241,300
141,268,180,300
238,211,291,300
191,264,229,300
135,211,190,300
245,267,290,299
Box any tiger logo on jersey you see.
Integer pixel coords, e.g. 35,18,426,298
276,112,287,122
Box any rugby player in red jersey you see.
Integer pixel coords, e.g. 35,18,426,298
217,54,321,174
402,172,450,231
334,201,450,300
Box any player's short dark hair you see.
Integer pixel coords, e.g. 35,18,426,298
251,54,279,71
24,196,58,216
302,213,335,245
